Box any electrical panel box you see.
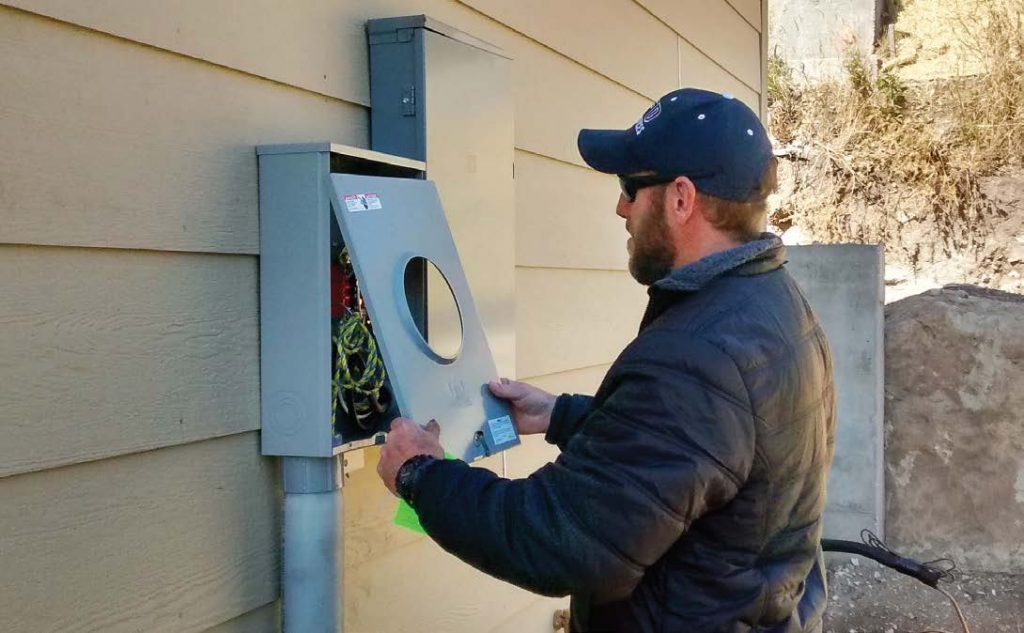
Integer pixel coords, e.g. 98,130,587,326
257,143,519,461
368,15,516,381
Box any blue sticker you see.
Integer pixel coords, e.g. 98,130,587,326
487,415,517,445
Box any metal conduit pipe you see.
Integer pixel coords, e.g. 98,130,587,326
282,456,344,633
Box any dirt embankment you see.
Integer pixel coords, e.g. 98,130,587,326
768,0,1024,303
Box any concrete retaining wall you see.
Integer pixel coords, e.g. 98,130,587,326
786,244,885,541
769,0,885,81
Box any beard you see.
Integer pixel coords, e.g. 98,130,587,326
628,188,676,285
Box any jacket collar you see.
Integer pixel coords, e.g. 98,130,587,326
651,233,785,294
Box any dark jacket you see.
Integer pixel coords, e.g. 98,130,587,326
408,235,836,633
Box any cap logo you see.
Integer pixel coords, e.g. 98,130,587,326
642,102,662,123
634,120,645,135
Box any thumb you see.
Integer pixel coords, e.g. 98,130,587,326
488,377,522,400
424,419,441,438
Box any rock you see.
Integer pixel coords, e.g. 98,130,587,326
884,285,1024,573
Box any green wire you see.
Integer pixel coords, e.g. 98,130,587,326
335,312,386,396
331,250,387,432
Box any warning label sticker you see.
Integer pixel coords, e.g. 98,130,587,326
486,415,517,446
344,193,382,212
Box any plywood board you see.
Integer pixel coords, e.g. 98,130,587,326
516,267,648,379
501,434,559,481
343,445,505,567
343,447,541,632
0,6,366,254
488,596,569,633
346,520,541,632
458,0,679,99
679,37,761,113
0,433,278,633
640,0,762,91
515,151,627,271
0,245,259,478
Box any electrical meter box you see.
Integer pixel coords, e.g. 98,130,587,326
257,143,519,461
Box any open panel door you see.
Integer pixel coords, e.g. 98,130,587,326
328,173,519,461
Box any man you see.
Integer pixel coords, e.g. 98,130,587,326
378,88,836,633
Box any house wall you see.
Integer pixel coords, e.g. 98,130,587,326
0,2,766,632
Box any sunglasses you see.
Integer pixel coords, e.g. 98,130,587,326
617,173,680,202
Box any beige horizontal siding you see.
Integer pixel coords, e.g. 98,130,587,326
515,150,627,271
679,37,760,112
459,0,678,99
641,0,762,91
509,365,614,478
1,0,372,105
0,3,764,633
727,0,763,31
0,246,259,478
0,5,366,255
201,602,278,633
0,433,278,633
510,39,654,166
516,268,647,378
524,363,612,394
0,1,657,202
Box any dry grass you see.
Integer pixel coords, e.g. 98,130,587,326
768,0,1023,265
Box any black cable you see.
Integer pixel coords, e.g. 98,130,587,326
822,532,946,587
821,530,971,633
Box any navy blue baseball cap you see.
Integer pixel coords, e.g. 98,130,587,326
578,88,773,202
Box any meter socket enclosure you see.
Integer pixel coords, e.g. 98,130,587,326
257,143,426,457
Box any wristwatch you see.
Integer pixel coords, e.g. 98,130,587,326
395,454,439,506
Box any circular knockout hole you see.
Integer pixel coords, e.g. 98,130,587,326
404,257,464,360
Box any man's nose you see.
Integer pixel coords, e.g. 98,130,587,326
616,194,631,220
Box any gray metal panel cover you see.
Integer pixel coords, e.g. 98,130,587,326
328,174,519,461
259,151,334,457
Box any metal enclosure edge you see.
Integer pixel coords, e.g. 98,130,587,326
259,150,333,457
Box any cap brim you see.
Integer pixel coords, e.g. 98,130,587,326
577,128,640,174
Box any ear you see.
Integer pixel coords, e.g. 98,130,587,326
667,176,697,224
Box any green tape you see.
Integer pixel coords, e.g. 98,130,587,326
393,452,456,534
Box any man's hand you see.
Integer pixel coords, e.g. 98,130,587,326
377,418,444,496
488,378,557,436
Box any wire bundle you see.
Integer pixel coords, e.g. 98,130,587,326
331,248,389,431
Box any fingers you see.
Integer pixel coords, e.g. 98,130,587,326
389,417,416,433
388,417,441,441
